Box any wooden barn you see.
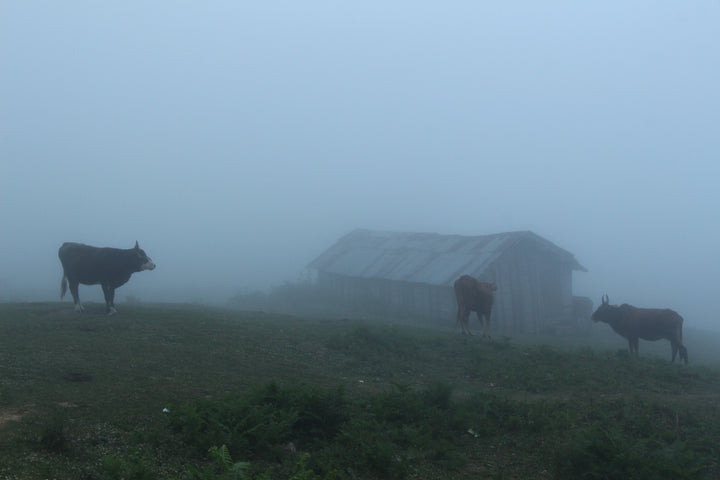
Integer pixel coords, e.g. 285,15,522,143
308,229,588,335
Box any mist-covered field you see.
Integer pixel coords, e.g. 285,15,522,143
1,302,719,479
5,3,720,475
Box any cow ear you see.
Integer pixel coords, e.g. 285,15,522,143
134,241,139,250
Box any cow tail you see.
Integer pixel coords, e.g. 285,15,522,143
60,275,67,299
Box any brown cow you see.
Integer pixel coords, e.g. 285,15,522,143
591,295,688,364
453,275,497,337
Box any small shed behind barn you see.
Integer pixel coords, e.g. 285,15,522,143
308,229,588,334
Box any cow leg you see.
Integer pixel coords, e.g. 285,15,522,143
101,284,118,315
631,338,639,357
670,341,678,363
484,311,492,339
68,280,84,312
627,338,635,357
455,306,467,335
456,304,471,335
463,312,472,335
675,325,688,364
461,308,472,335
670,341,688,364
679,344,688,365
476,312,490,338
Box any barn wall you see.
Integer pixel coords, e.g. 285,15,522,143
317,273,429,315
316,241,579,335
518,240,574,332
472,240,575,335
317,272,456,320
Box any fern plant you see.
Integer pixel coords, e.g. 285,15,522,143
186,445,251,480
209,445,251,480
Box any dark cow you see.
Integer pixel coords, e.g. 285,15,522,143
591,295,688,364
59,241,156,315
453,275,497,337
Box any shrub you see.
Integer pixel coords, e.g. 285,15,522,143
327,325,419,360
100,450,155,480
185,445,251,480
33,410,70,453
167,381,347,461
555,421,709,479
170,381,466,480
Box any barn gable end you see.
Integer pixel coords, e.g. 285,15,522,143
308,229,587,334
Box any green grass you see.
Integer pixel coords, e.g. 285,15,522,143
1,302,719,479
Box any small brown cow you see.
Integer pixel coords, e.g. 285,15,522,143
453,275,497,337
591,295,688,364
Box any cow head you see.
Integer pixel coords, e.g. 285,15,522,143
134,241,156,271
590,294,612,323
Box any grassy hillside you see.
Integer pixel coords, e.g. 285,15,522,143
1,302,719,479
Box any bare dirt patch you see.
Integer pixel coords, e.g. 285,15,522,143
0,408,23,426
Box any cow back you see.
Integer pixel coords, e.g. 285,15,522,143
615,304,683,340
59,242,154,286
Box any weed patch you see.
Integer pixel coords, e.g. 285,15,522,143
167,381,347,461
556,423,708,480
555,396,719,480
30,409,71,453
327,325,420,360
169,381,468,479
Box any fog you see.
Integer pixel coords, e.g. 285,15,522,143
2,2,719,329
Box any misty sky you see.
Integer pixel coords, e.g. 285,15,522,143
2,2,719,328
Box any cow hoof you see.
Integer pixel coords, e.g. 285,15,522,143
108,307,118,316
74,304,85,313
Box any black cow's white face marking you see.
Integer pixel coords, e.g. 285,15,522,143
140,258,156,271
136,247,156,271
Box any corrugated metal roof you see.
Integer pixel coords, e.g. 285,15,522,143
308,229,587,287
